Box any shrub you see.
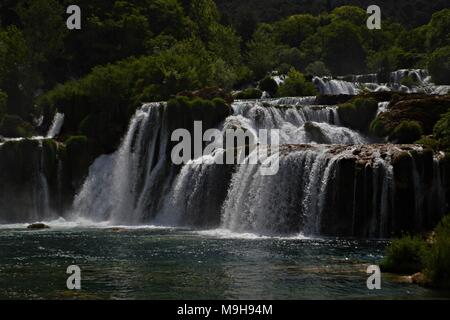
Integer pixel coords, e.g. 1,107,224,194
428,46,450,85
423,215,450,288
305,61,331,77
381,235,427,274
434,110,450,151
0,114,34,138
258,76,278,96
338,97,378,131
234,88,263,99
277,69,317,97
415,136,439,151
390,120,423,143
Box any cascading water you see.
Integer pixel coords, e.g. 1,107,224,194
312,69,449,95
68,93,447,238
73,102,172,224
46,113,65,138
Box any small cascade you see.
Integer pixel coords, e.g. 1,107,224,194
46,113,65,138
312,69,448,95
312,76,359,95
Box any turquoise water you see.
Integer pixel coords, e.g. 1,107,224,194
0,225,448,299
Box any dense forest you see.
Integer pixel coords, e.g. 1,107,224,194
0,0,449,153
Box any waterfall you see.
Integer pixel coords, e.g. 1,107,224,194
72,102,171,224
67,95,447,238
312,76,359,95
32,141,52,221
46,113,65,138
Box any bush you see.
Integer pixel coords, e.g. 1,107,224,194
277,69,317,97
305,61,331,77
416,136,439,151
338,97,378,131
381,235,427,274
428,46,450,85
234,88,263,99
424,215,450,288
434,110,450,150
391,120,423,143
0,114,34,138
258,76,278,96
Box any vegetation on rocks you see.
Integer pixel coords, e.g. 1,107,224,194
382,215,450,289
338,97,378,132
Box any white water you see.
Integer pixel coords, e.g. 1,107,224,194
313,69,450,95
46,113,65,138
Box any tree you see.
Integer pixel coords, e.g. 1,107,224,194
277,69,317,97
428,46,450,85
246,24,281,79
274,14,319,47
426,9,450,52
320,21,367,75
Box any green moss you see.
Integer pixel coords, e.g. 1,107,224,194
338,97,378,132
390,120,423,143
400,75,420,87
234,88,263,99
434,110,450,151
0,114,34,138
415,136,439,151
381,234,427,274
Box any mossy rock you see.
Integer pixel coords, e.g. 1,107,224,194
370,95,450,140
234,88,263,99
338,97,378,132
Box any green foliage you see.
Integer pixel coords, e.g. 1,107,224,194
274,14,319,47
391,120,423,143
320,21,367,75
277,69,317,97
338,98,378,132
246,24,281,79
426,9,450,51
434,110,450,151
0,114,34,138
305,61,331,77
400,75,420,87
258,76,278,96
415,136,439,151
428,46,450,85
381,235,427,274
424,215,450,288
234,88,263,100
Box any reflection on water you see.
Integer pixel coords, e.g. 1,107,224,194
0,227,448,299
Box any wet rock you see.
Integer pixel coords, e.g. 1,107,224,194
27,223,50,230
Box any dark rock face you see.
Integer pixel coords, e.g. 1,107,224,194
0,139,72,223
316,94,353,105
